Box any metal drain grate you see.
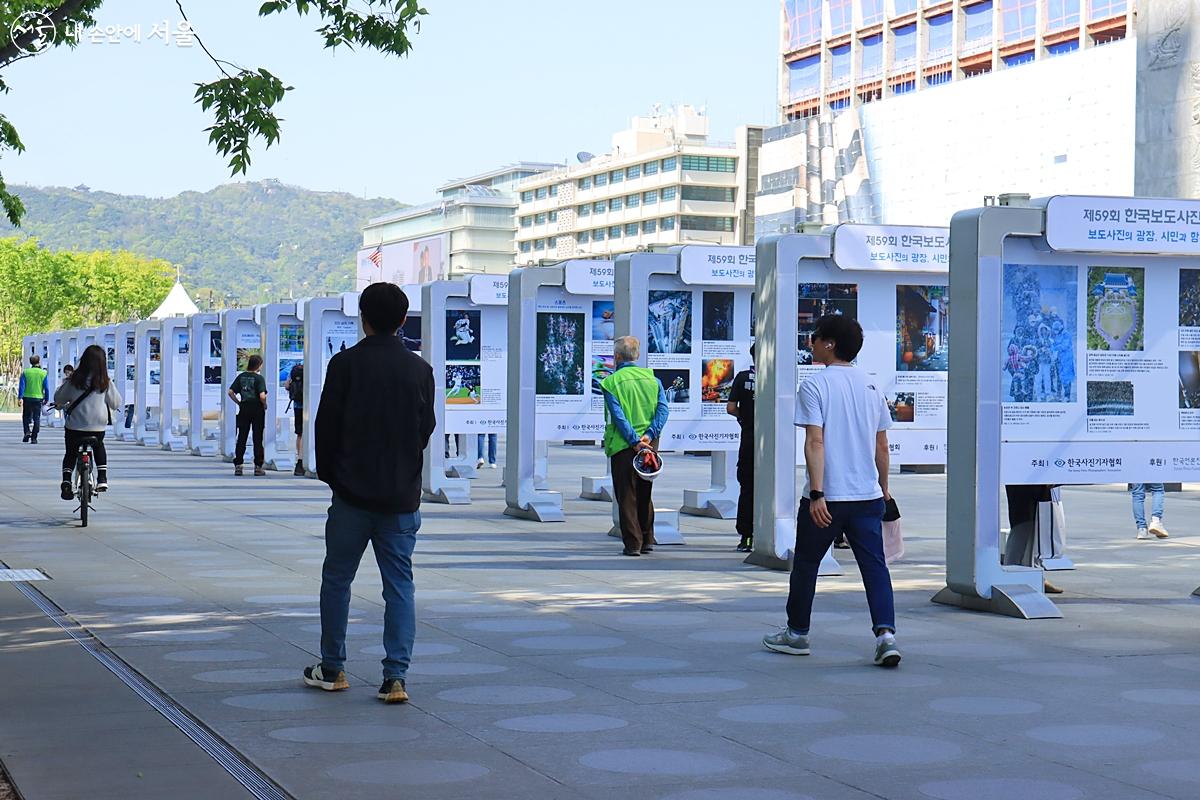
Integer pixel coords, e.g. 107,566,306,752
0,569,48,582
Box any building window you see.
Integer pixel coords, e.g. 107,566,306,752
625,223,639,236
893,23,917,66
1047,39,1079,56
681,155,736,173
784,0,822,49
788,55,821,103
578,176,592,190
578,204,591,217
642,219,657,233
520,241,532,253
548,210,558,222
927,12,953,60
892,79,916,94
548,236,557,249
610,196,624,211
860,34,883,80
644,160,659,176
577,231,589,244
828,0,852,36
1088,0,1125,19
594,200,607,213
535,212,546,224
682,186,735,202
550,183,560,197
963,1,994,47
662,156,677,171
861,0,884,24
626,164,641,180
892,0,917,13
595,172,608,187
661,216,676,231
926,70,953,87
627,193,640,208
593,228,606,241
661,186,678,201
521,190,533,202
643,190,658,204
534,239,545,250
535,186,548,200
1001,0,1037,42
520,215,532,228
1002,50,1035,66
609,226,622,238
1046,0,1080,32
829,96,852,111
611,169,624,184
829,43,852,86
680,215,735,232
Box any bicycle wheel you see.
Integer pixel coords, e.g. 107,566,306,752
78,463,91,528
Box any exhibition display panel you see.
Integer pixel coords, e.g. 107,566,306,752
114,323,137,440
302,292,362,476
258,302,304,472
43,332,62,427
158,316,191,451
504,260,615,522
219,308,260,461
187,313,222,456
933,194,1200,618
133,319,163,446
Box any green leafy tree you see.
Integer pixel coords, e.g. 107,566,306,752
0,0,427,225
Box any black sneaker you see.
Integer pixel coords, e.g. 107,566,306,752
253,466,267,477
60,481,73,501
834,534,850,549
736,536,753,553
640,545,654,554
234,465,243,476
378,677,409,704
293,462,305,476
22,435,29,443
302,664,348,691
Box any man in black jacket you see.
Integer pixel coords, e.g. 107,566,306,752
302,283,435,704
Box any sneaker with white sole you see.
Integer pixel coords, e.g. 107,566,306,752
763,628,810,656
302,664,349,691
378,677,409,703
476,458,486,469
874,635,902,667
1136,527,1151,540
1149,517,1169,539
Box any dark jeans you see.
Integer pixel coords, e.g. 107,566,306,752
610,449,655,552
234,409,264,467
319,493,419,680
63,429,106,473
22,398,42,440
786,497,894,635
735,448,753,539
1004,484,1051,567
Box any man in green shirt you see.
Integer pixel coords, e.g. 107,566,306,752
19,354,49,444
227,354,268,476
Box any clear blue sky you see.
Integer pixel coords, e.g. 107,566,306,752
4,0,779,203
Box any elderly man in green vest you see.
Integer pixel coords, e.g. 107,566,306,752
19,354,49,444
602,335,669,556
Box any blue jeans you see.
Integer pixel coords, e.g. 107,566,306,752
1130,483,1164,528
477,433,497,464
787,497,895,636
320,493,419,680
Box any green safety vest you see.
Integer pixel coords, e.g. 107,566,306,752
601,365,660,457
21,366,47,399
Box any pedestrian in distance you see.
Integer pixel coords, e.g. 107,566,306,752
227,354,268,477
476,433,497,470
1130,483,1169,541
303,282,435,704
763,314,901,667
54,345,122,498
19,354,49,444
284,362,306,476
727,344,756,553
601,335,669,557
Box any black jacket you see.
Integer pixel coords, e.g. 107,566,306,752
316,335,435,513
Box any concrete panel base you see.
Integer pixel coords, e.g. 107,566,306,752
581,476,613,501
931,583,1063,619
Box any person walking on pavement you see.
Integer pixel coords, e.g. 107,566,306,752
227,354,268,477
476,433,497,469
19,354,49,444
303,282,435,704
1130,483,1169,540
601,335,669,557
54,345,122,497
763,315,901,667
727,344,756,553
285,362,306,476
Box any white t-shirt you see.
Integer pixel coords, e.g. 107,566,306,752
794,365,891,501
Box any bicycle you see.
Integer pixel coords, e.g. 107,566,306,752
72,436,99,527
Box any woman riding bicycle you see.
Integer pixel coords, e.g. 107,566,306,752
54,344,122,500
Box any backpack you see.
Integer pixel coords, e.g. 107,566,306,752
287,364,304,403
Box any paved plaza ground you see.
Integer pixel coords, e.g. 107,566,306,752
2,420,1200,800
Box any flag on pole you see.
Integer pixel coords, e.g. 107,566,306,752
367,245,383,269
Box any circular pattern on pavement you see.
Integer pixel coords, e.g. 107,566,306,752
928,697,1042,716
426,602,516,615
462,618,571,633
270,724,420,744
223,692,324,712
809,734,962,765
164,649,267,663
1141,759,1200,783
495,714,628,733
437,685,575,706
408,662,509,676
190,569,276,579
510,635,625,651
1025,724,1164,746
194,668,299,684
301,622,383,636
96,595,184,608
576,656,690,671
1161,656,1200,673
614,611,713,627
823,671,943,689
632,677,746,695
998,661,1117,678
687,630,767,644
1120,688,1200,706
123,629,233,643
718,703,846,725
906,641,1031,659
243,594,314,605
579,748,736,776
360,642,461,658
326,759,489,786
659,790,811,800
1068,636,1170,652
919,778,1083,800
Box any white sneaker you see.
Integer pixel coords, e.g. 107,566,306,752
489,462,497,469
476,458,486,469
1136,527,1150,540
1149,517,1170,539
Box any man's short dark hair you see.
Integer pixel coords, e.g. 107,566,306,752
247,354,264,371
29,355,40,366
812,314,864,361
360,282,409,334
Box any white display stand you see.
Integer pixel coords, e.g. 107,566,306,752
218,308,261,461
421,275,509,504
258,302,304,472
750,225,950,573
113,322,138,441
95,325,119,436
187,313,222,456
42,332,63,427
158,316,191,451
504,260,615,522
133,319,163,446
302,292,362,477
932,194,1200,618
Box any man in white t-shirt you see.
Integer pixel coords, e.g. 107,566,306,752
763,314,901,667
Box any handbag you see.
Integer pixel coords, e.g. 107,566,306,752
882,497,904,563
